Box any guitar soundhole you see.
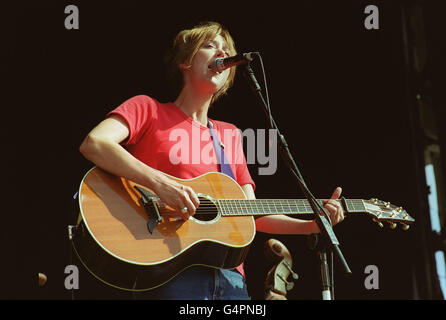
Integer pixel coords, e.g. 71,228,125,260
192,197,219,222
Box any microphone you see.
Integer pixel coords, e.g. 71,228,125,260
209,52,258,73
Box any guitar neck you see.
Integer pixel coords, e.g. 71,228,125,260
217,198,366,217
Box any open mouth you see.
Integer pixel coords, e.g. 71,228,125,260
208,66,221,74
208,60,222,74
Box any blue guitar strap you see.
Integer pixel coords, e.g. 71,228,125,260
207,120,236,180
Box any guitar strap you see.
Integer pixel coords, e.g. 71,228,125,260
207,120,236,180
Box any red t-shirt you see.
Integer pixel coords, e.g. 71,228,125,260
107,95,255,277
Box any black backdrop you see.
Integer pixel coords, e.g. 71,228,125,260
2,0,445,300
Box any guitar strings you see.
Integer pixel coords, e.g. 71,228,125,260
193,198,320,216
191,198,359,216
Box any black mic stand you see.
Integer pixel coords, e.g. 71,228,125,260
307,234,335,300
242,62,352,300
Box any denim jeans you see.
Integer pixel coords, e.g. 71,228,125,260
133,266,250,300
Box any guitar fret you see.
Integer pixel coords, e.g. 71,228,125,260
285,200,292,214
305,200,313,213
239,199,247,215
231,200,237,215
297,199,310,213
234,200,240,215
345,199,366,213
261,200,268,214
253,200,260,215
232,200,239,215
223,200,229,215
236,199,243,215
283,200,290,213
238,200,243,215
227,200,232,215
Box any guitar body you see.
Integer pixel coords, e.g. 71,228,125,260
72,167,255,291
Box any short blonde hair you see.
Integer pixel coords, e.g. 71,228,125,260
165,21,237,103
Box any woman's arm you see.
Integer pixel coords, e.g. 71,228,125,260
79,115,199,219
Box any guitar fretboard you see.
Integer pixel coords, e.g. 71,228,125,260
217,199,366,216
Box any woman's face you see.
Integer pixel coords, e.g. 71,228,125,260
182,34,232,96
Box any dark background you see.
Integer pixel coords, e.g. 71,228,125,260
2,0,445,300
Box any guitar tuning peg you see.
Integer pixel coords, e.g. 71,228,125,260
402,224,410,231
397,207,403,212
373,218,384,228
389,222,397,230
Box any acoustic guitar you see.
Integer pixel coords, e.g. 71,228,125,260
70,167,414,291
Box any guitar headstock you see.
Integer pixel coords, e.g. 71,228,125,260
362,198,415,230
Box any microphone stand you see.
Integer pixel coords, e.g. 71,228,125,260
242,62,352,300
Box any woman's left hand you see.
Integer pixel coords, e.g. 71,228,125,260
322,187,345,226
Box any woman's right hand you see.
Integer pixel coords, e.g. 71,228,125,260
79,115,200,221
152,176,200,220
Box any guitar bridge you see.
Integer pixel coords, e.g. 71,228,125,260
134,186,162,234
